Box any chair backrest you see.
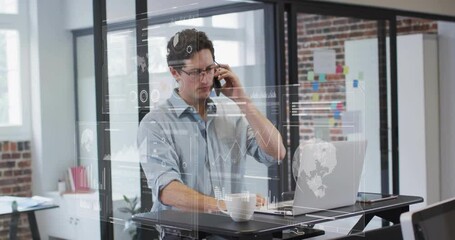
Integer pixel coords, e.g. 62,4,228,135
400,197,455,240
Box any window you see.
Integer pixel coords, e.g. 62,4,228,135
0,0,29,139
0,30,20,126
0,0,18,14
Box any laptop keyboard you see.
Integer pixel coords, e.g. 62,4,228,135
276,206,293,211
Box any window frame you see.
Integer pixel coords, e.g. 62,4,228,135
0,0,30,140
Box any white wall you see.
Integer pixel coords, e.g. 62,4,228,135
344,39,381,193
438,21,455,200
397,34,440,208
30,0,75,194
63,0,92,30
317,0,455,17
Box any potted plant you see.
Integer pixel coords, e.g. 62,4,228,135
118,195,140,240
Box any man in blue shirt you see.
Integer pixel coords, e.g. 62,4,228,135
138,28,286,215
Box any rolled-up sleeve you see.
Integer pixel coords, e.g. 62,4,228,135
245,123,277,167
138,121,183,206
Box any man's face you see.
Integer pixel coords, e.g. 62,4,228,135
173,49,216,103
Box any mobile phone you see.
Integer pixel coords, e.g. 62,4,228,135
213,77,222,96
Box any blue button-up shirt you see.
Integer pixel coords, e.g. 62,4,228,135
137,89,277,212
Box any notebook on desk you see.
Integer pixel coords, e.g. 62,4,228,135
257,140,367,216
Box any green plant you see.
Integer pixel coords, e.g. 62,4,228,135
118,195,140,240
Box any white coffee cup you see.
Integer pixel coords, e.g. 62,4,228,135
218,193,256,222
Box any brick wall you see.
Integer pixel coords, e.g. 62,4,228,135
293,15,437,141
0,141,32,240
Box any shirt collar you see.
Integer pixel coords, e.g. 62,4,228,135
168,88,217,118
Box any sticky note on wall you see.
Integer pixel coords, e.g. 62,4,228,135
334,109,341,119
353,79,359,88
336,65,343,74
343,66,350,75
337,102,343,110
329,118,335,127
307,71,314,81
358,72,364,80
312,81,319,91
319,73,326,83
312,93,319,102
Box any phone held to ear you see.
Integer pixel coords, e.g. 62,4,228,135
213,77,222,96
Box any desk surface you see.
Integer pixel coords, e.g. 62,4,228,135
0,204,59,216
133,194,423,238
0,196,58,215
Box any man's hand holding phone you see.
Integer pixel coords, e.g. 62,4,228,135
214,63,248,103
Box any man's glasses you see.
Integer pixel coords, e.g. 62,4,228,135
180,61,220,80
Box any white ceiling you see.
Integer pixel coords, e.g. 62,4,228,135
65,0,257,29
145,0,258,17
316,0,455,17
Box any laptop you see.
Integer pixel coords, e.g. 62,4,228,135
257,140,367,216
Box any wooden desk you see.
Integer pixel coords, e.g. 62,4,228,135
132,194,423,239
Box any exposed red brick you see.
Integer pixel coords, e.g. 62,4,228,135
2,142,9,152
0,161,15,168
333,19,348,25
10,142,17,152
301,128,313,134
1,187,12,194
3,170,13,177
330,129,343,135
0,141,32,240
0,178,17,185
17,161,31,168
16,177,31,183
22,152,31,159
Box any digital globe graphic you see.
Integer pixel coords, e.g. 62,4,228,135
292,139,337,198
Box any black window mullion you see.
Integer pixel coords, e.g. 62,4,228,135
136,1,157,238
287,3,299,194
93,0,113,239
377,20,390,194
267,1,289,201
389,17,399,195
136,0,152,214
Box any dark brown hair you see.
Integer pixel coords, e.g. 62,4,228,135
166,28,215,68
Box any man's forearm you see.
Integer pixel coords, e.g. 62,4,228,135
160,181,223,212
238,98,286,160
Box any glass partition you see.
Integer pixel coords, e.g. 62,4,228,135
146,9,271,197
285,9,392,233
76,34,98,187
291,12,386,195
82,0,433,238
100,2,274,239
